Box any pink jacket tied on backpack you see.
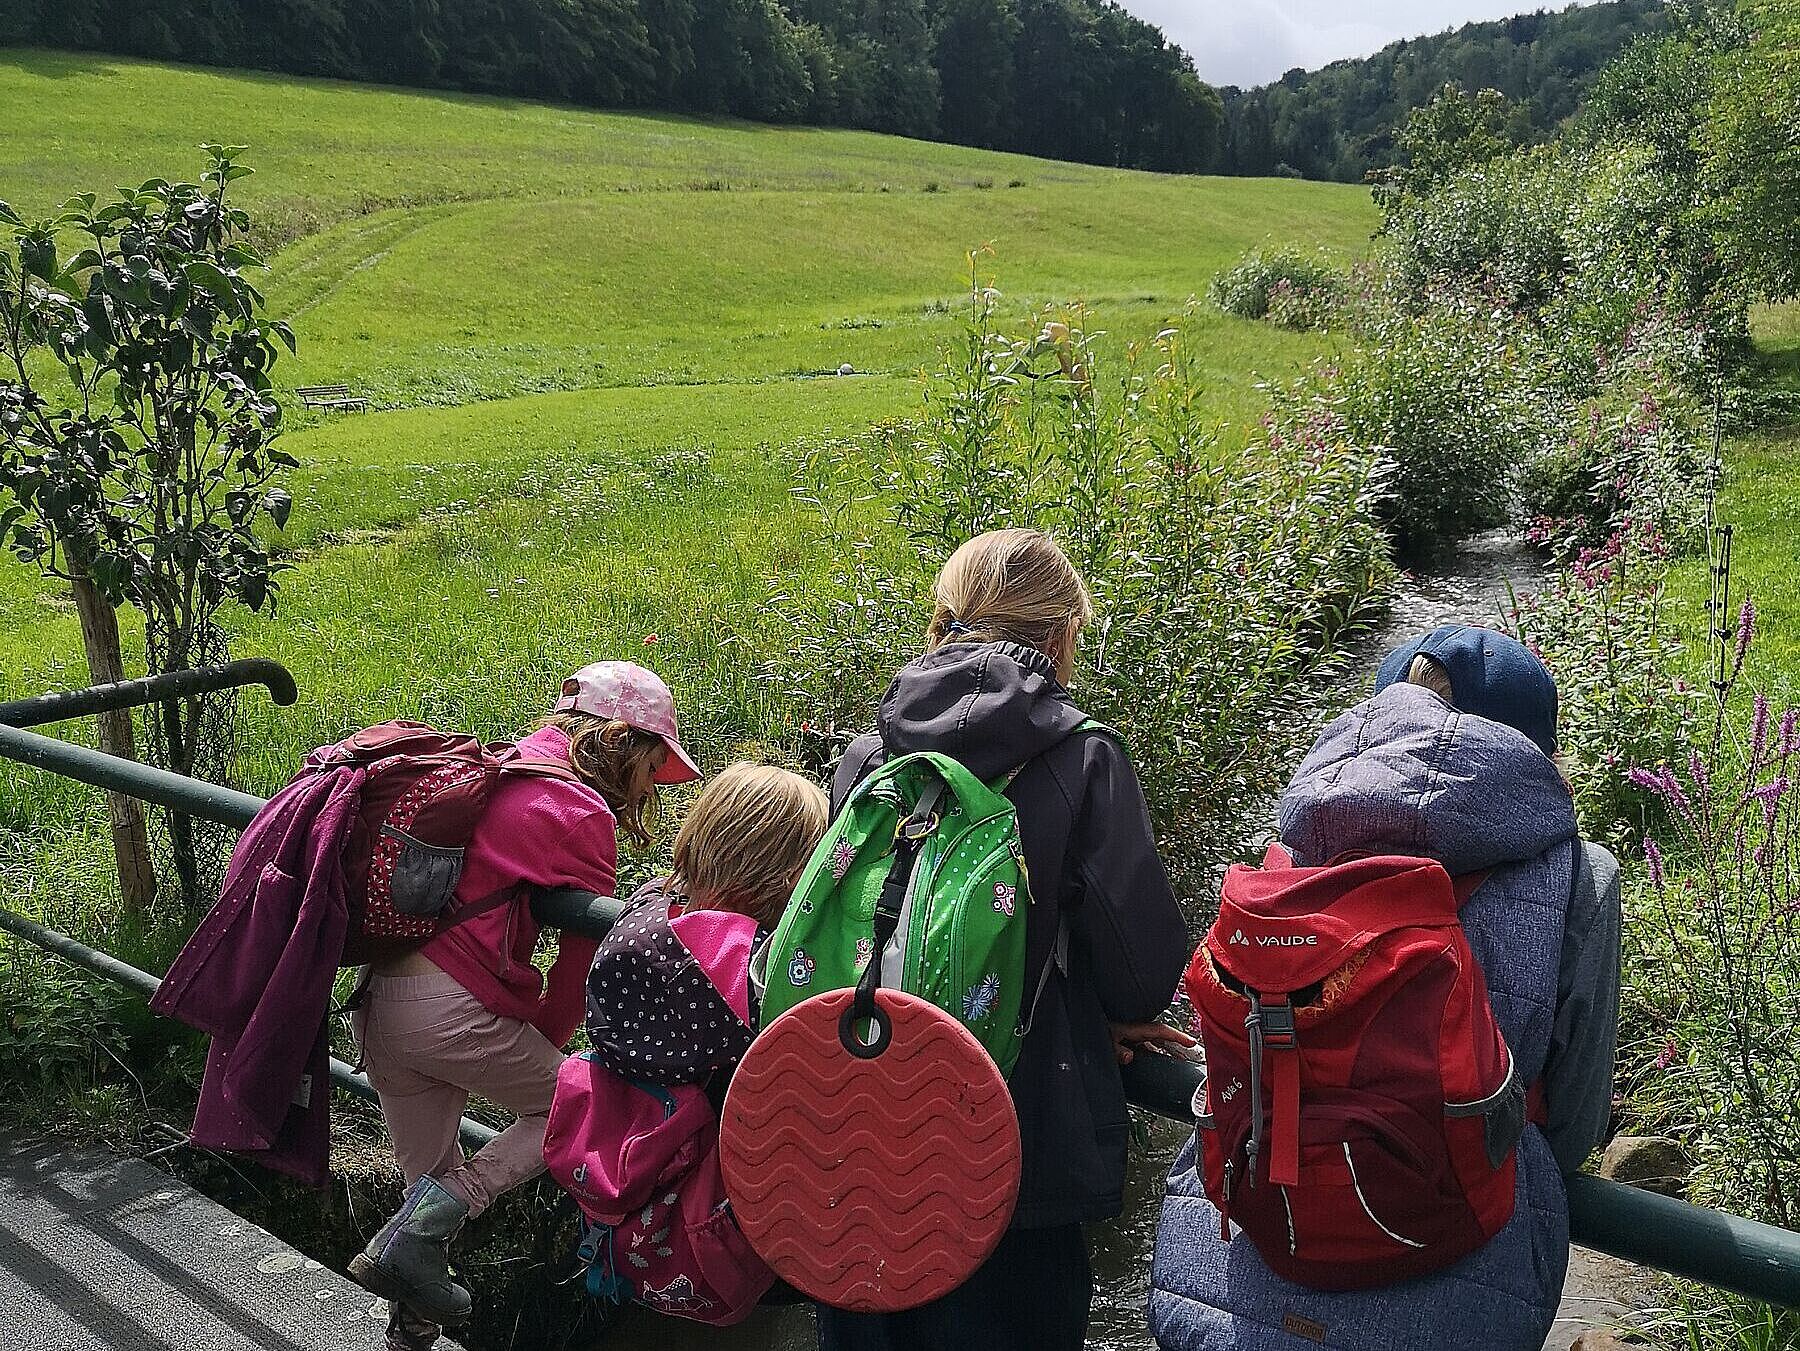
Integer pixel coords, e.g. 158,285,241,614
544,888,773,1326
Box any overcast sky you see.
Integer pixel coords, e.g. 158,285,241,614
1119,1,1597,88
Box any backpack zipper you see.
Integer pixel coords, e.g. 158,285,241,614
1279,1184,1297,1256
1343,1142,1425,1249
910,816,1013,993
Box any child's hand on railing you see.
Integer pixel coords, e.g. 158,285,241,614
1110,1020,1201,1066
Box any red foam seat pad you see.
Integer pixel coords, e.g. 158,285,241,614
720,987,1022,1313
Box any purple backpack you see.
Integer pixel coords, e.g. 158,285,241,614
543,905,774,1326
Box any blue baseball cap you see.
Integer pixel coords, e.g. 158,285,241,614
1374,624,1559,758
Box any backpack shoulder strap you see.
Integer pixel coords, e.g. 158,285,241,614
994,715,1116,791
493,742,583,784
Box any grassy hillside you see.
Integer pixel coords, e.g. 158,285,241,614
0,51,1375,900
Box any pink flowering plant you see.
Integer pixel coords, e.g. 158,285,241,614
1620,604,1799,1231
1510,524,1699,839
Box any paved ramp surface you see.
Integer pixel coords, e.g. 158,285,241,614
0,1143,436,1351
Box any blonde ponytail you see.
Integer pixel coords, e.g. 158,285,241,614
927,529,1093,685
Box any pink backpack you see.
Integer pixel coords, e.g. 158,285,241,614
545,1053,773,1324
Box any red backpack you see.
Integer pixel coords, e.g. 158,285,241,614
299,721,581,966
1185,845,1536,1291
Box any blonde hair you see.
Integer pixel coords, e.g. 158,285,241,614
927,529,1094,685
538,712,666,850
671,763,829,927
1405,654,1456,702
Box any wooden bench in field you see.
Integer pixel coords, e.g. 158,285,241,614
295,383,368,412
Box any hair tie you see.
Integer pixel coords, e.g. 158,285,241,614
944,619,974,637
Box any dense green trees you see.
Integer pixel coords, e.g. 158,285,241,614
3,0,1219,172
1217,0,1670,181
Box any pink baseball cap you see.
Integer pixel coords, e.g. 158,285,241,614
553,661,701,785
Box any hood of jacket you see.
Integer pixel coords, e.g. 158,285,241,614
1278,682,1577,876
876,641,1088,782
585,881,757,1080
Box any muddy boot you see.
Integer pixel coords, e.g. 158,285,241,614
384,1302,442,1351
350,1177,472,1327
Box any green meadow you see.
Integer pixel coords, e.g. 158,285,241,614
0,50,1374,873
1669,302,1800,702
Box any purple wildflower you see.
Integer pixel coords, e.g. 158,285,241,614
1749,776,1789,834
1656,766,1697,826
1752,693,1771,764
1781,708,1799,758
1735,599,1756,670
1655,1038,1679,1071
1643,837,1667,889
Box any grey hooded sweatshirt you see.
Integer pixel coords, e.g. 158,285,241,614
1149,683,1621,1351
835,640,1189,1228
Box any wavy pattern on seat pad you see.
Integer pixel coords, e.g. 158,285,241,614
721,988,1021,1313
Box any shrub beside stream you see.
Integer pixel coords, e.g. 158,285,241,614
767,274,1392,902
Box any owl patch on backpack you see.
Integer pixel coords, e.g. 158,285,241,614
992,883,1017,917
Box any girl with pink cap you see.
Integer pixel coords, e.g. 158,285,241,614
349,661,701,1350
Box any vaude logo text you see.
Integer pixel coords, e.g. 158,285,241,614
1227,929,1318,948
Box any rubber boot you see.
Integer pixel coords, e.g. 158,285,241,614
350,1177,472,1327
384,1302,442,1351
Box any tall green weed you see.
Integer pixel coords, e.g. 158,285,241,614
768,272,1391,895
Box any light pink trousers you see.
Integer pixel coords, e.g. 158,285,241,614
353,968,564,1218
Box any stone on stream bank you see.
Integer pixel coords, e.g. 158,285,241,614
1597,1137,1692,1200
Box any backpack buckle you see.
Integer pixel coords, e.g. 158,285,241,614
1260,996,1297,1049
896,812,940,843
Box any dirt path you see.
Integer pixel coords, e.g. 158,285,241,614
1548,1248,1662,1348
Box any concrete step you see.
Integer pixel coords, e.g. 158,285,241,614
0,1142,457,1351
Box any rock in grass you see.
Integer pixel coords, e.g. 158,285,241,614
1570,1332,1636,1350
1598,1135,1690,1198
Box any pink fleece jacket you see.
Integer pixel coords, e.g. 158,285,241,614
419,725,616,1047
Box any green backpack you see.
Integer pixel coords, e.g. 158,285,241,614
758,726,1100,1076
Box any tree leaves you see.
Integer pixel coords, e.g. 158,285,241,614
0,153,298,624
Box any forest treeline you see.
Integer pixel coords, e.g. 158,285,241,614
0,0,1223,174
0,0,1674,180
1218,0,1670,181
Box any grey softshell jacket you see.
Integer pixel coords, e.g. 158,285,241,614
835,640,1189,1228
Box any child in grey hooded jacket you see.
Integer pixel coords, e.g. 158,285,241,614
1149,625,1621,1351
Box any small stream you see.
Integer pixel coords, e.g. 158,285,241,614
614,531,1546,1351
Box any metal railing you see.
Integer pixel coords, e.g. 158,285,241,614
1,685,1796,1310
0,659,299,728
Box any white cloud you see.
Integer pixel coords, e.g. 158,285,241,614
1119,0,1602,88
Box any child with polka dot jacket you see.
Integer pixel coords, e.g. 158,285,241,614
585,763,830,1099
